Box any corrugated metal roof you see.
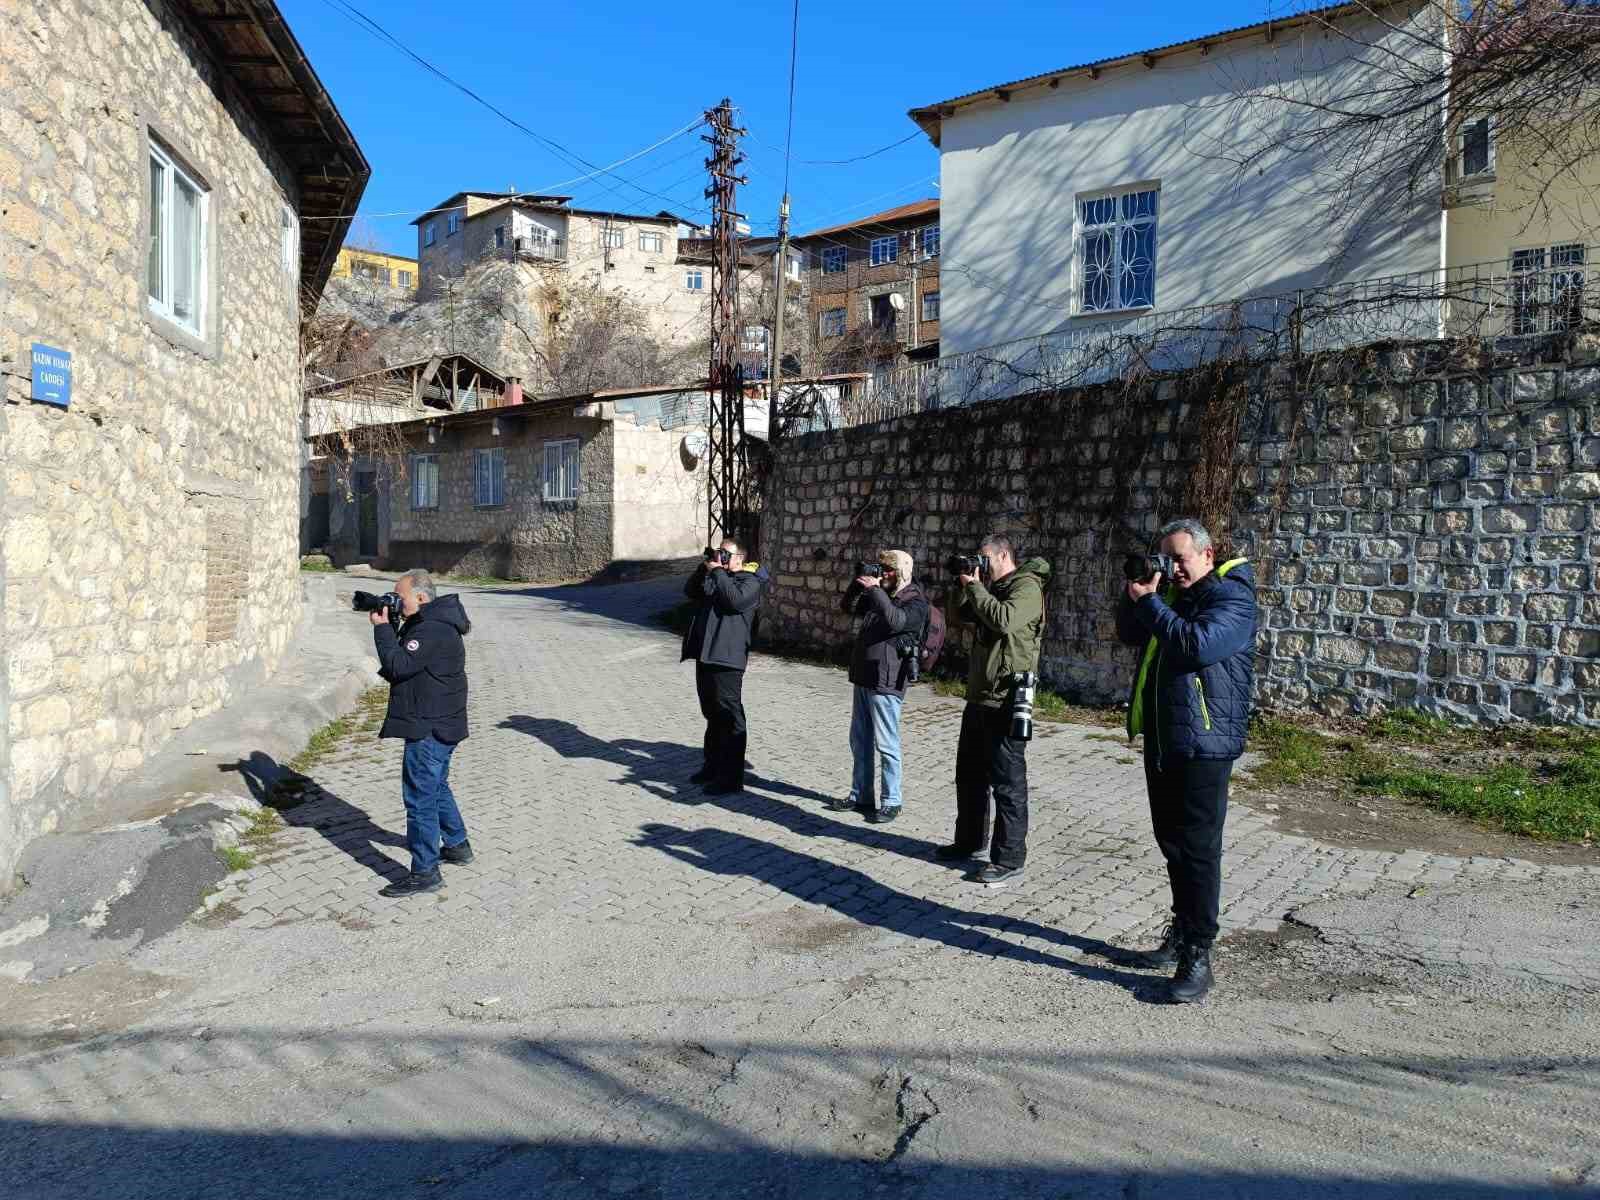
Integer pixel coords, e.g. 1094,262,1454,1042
798,198,939,240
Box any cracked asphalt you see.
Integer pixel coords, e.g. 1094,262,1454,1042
1,575,1598,1198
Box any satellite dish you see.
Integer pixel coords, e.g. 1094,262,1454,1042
888,292,906,312
683,431,708,460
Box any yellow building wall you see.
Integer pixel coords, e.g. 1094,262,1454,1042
1446,132,1600,271
331,247,420,292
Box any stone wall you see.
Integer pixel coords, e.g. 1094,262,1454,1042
0,0,307,889
761,340,1600,726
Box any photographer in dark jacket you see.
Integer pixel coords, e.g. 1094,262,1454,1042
1116,518,1257,1003
369,569,473,899
682,537,769,796
827,549,929,824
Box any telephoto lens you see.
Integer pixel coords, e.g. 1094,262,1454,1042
1009,671,1037,741
946,554,990,577
1122,552,1173,584
854,560,884,578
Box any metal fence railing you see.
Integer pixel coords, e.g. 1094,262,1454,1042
785,252,1591,435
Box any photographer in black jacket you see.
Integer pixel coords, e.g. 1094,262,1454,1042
682,537,769,795
827,549,929,824
368,569,473,899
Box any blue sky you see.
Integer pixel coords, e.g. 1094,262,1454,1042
280,0,1295,256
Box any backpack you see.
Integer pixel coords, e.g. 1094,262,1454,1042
919,603,947,674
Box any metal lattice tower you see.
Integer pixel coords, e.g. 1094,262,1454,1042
703,98,749,550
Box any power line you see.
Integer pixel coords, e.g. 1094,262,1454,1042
782,0,800,194
752,129,925,167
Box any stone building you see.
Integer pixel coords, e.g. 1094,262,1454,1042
0,0,368,891
320,384,720,580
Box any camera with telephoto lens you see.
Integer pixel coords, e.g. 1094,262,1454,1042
1009,670,1037,741
1122,552,1174,584
946,553,990,578
854,560,884,579
352,590,404,631
896,633,921,683
704,546,732,567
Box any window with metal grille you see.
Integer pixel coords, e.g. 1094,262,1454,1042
1078,186,1158,313
543,439,579,502
474,447,505,507
1510,244,1586,335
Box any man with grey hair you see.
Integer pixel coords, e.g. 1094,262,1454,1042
368,569,474,897
1117,517,1256,1003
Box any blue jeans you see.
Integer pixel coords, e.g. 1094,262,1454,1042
848,687,904,810
401,735,467,874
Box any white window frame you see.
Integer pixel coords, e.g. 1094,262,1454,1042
741,324,769,352
820,307,846,337
1455,115,1495,181
920,225,940,259
921,290,940,321
684,268,705,292
1074,183,1160,315
1509,243,1586,336
869,235,899,267
639,230,664,253
424,222,437,247
280,203,297,280
786,252,802,281
447,211,461,236
602,227,624,250
474,447,506,507
147,139,210,336
398,269,413,289
410,453,439,511
543,438,580,503
821,246,846,274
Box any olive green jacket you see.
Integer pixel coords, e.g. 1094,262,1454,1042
956,558,1052,707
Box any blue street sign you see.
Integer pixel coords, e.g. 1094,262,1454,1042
30,343,71,409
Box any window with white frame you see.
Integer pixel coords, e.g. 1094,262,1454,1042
1457,116,1494,180
741,324,769,351
447,212,461,236
280,204,297,279
921,225,940,258
424,222,436,247
543,438,580,502
1510,244,1586,335
786,252,802,281
602,227,624,250
822,246,846,274
398,269,413,288
921,290,940,321
639,230,664,253
820,307,846,337
147,140,209,335
869,235,899,266
1077,186,1159,313
684,268,705,291
474,447,506,507
410,454,439,510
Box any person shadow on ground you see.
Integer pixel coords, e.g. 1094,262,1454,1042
498,716,958,865
634,821,1166,1002
222,751,408,884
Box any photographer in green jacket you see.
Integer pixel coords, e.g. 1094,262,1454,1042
938,532,1052,887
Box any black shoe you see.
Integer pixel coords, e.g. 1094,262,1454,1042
934,843,980,861
379,869,442,898
1169,940,1214,1004
703,781,743,797
1134,920,1183,970
440,840,475,865
974,863,1024,888
689,768,713,784
824,797,859,812
868,806,900,824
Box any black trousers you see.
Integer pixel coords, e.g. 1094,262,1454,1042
954,703,1029,868
695,663,747,787
1144,755,1233,945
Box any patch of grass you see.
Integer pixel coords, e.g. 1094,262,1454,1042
288,687,388,775
1247,710,1600,842
220,846,255,872
242,807,285,847
299,560,336,573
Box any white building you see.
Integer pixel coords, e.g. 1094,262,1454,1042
909,1,1443,357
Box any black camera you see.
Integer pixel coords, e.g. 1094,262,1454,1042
1122,552,1173,584
947,554,990,577
896,633,921,683
854,560,884,579
704,546,732,567
352,590,403,630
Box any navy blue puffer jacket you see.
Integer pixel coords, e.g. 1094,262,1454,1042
1116,562,1257,764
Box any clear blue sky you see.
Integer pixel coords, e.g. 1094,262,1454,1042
280,0,1294,256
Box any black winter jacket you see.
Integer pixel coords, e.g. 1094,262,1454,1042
376,593,471,743
682,564,768,670
842,581,931,697
1116,562,1257,764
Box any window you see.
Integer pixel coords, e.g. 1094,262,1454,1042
147,140,208,335
741,325,769,352
786,252,802,281
820,307,846,337
280,204,297,278
543,438,579,502
644,265,656,274
869,235,899,266
474,447,506,507
1078,186,1158,313
398,270,413,288
447,212,461,236
685,268,705,291
602,227,624,250
870,294,896,330
822,246,846,274
1510,244,1586,335
495,225,506,248
378,266,392,286
1458,116,1494,179
424,222,436,247
921,225,940,258
639,230,664,253
921,290,940,321
410,454,439,510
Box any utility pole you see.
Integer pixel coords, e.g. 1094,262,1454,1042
767,192,792,428
703,98,749,550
